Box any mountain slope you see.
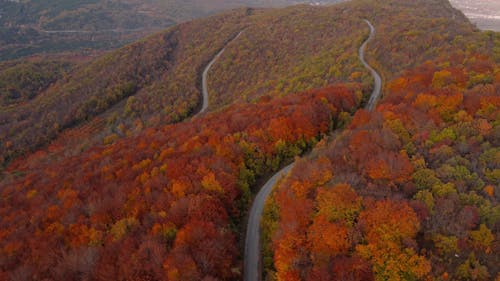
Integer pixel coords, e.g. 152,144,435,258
1,5,373,170
262,2,500,280
0,58,72,107
0,0,498,280
0,0,344,60
0,9,249,167
264,52,499,280
2,0,491,171
245,19,380,281
0,84,361,280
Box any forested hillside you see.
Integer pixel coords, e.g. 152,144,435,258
1,4,371,170
208,4,371,107
0,0,498,280
0,9,249,167
0,84,361,280
0,0,174,61
2,0,484,172
262,3,500,279
0,58,73,107
0,0,343,60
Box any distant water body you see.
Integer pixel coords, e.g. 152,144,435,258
449,0,500,31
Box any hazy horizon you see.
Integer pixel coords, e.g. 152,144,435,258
450,0,500,31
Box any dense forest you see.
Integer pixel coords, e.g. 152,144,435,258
1,4,372,171
0,58,73,107
0,0,498,280
2,0,482,172
262,6,500,280
0,84,361,280
0,10,249,168
208,4,371,107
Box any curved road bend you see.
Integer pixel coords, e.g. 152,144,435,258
244,164,294,281
359,19,382,111
198,30,245,116
244,19,381,281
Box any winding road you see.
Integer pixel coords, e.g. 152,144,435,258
38,28,149,34
198,30,244,115
244,164,294,281
359,19,382,111
243,19,381,281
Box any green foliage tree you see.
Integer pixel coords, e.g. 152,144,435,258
455,253,490,281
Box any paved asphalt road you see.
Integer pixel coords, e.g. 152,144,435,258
359,19,382,111
244,164,294,281
243,19,381,281
199,30,244,115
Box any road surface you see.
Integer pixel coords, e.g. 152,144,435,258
359,19,382,111
244,164,294,281
38,28,148,34
198,30,244,115
243,19,381,281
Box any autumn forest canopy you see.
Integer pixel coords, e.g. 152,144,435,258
0,0,499,280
